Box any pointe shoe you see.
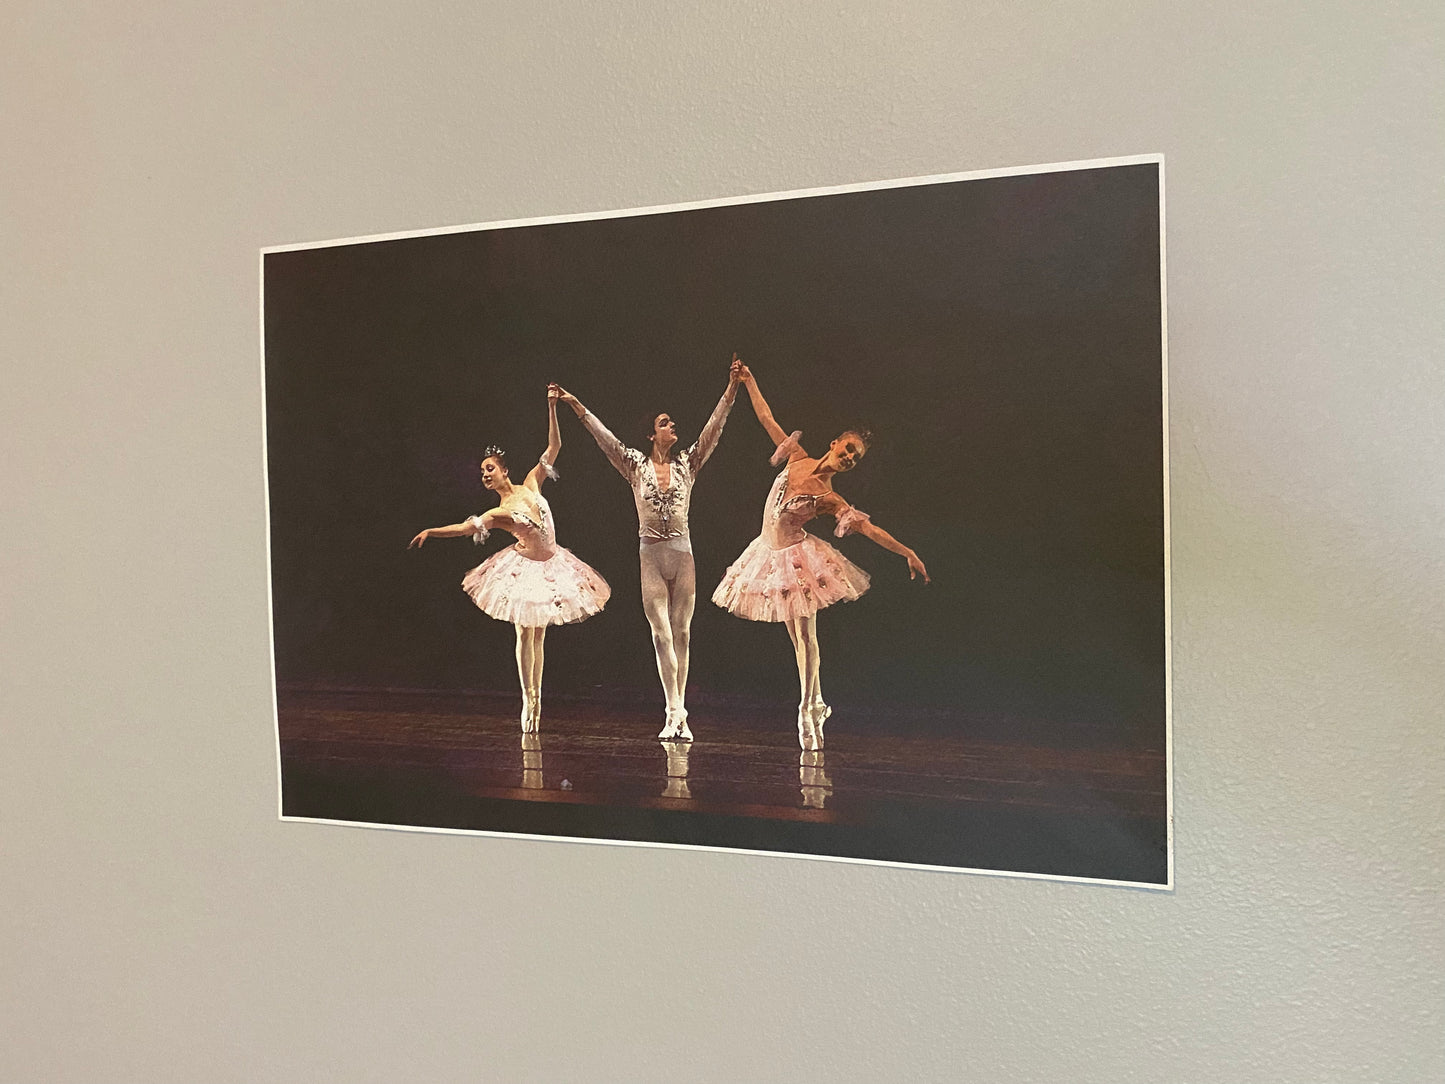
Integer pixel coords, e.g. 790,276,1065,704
519,692,535,733
673,709,693,742
797,708,819,751
811,701,831,747
658,710,680,740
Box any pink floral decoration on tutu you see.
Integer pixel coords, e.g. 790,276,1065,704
711,534,870,622
462,547,610,626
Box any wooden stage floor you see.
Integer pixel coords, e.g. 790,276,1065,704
278,686,1168,885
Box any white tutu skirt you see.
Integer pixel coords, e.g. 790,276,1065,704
712,534,871,622
462,545,611,626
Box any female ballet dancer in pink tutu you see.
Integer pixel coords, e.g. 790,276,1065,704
552,357,742,741
714,364,929,750
409,386,610,733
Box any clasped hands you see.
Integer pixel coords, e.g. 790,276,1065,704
548,355,746,411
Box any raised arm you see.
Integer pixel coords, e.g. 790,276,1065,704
524,389,562,490
552,383,640,482
688,355,743,472
738,365,795,451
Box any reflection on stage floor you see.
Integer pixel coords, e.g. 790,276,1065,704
278,686,1167,884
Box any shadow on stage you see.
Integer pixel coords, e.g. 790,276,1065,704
279,685,1167,884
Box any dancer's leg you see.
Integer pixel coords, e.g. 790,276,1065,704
520,624,543,734
804,614,829,737
785,615,821,749
784,615,822,703
667,549,697,738
640,543,681,734
529,626,546,727
784,617,805,692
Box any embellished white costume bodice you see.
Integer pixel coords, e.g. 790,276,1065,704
468,491,558,561
580,391,734,540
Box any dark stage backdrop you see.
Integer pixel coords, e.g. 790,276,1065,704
264,164,1164,750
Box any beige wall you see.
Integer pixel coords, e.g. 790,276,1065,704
4,3,1441,1080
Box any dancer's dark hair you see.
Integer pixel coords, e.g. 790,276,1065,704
835,425,874,450
481,445,510,474
638,411,684,460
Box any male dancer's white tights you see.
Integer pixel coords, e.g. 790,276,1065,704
639,537,696,731
785,613,829,749
514,624,546,732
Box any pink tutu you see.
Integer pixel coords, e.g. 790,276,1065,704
712,534,870,622
462,545,610,626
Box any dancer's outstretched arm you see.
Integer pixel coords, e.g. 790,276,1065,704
738,364,806,459
822,494,930,582
551,383,639,482
859,521,930,582
524,389,562,490
688,355,743,472
408,508,509,549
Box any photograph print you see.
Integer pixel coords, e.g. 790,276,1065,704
263,155,1170,887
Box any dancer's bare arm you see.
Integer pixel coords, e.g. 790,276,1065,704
738,364,804,456
821,493,930,582
408,508,509,549
690,355,744,471
525,389,562,490
551,383,639,481
858,521,929,582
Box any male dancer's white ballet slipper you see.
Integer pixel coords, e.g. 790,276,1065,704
658,708,693,741
797,708,820,751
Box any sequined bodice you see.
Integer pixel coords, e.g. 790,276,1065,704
502,492,558,561
761,468,825,549
633,456,696,540
579,391,735,540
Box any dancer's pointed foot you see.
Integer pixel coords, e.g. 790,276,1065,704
674,709,693,742
810,700,831,747
797,708,820,751
520,690,541,733
658,711,680,740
